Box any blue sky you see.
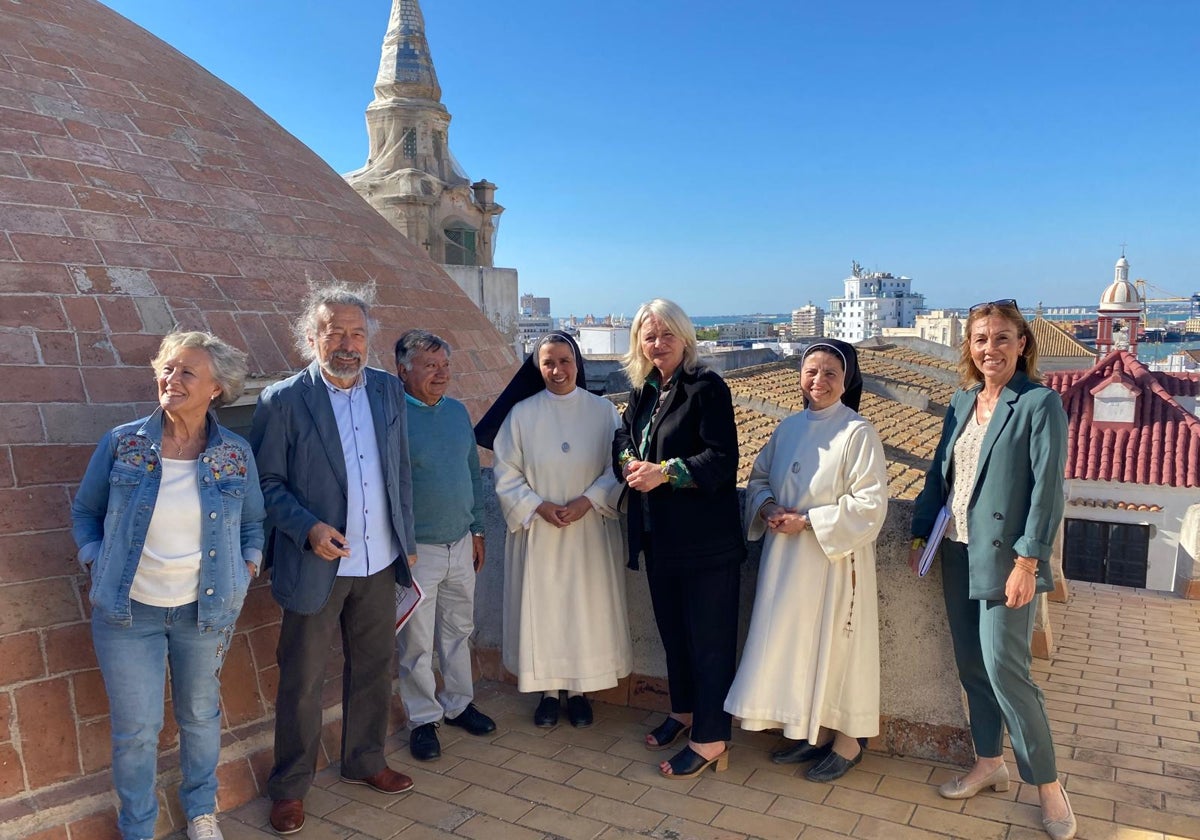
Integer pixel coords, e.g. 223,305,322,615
103,1,1199,318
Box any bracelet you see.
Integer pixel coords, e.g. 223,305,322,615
911,537,927,550
659,460,670,477
1013,558,1037,576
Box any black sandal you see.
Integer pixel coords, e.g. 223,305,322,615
645,717,691,752
659,745,730,779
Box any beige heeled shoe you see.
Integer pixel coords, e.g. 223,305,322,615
1042,789,1076,840
937,762,1010,799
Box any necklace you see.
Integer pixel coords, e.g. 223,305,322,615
976,393,999,421
164,420,200,457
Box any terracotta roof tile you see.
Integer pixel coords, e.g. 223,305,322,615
856,348,958,405
1045,350,1200,487
1029,316,1097,359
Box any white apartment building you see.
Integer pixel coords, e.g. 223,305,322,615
516,315,553,355
791,303,825,338
827,266,924,341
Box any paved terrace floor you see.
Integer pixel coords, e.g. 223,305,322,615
199,582,1199,839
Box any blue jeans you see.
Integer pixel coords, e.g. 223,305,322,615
92,601,235,840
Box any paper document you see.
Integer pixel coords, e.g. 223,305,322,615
918,506,951,577
395,580,425,633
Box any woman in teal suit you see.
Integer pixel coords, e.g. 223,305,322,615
910,300,1075,840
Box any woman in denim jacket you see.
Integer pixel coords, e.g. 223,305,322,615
71,332,265,840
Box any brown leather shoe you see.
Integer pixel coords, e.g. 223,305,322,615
269,798,305,835
340,766,414,795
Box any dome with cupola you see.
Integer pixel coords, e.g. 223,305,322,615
1099,254,1142,313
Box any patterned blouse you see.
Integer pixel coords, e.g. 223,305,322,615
945,411,988,543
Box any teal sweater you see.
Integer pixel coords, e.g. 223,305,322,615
404,394,485,544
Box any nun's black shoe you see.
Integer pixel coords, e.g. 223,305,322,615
567,695,593,727
770,739,831,765
533,696,559,728
805,738,866,782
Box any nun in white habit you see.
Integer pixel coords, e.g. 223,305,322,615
475,332,631,728
724,339,888,783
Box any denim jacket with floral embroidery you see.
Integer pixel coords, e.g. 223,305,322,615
71,410,266,628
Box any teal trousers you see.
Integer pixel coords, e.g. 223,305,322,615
941,540,1059,784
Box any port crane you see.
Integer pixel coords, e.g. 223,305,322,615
1134,278,1200,332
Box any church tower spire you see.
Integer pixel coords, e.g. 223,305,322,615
346,0,514,319
372,0,442,105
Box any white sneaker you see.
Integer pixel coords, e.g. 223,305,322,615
187,813,224,840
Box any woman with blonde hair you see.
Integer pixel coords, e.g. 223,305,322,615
72,332,265,840
613,299,744,779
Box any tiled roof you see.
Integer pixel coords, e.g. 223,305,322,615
856,347,958,405
1045,350,1200,487
1067,497,1163,513
1029,316,1097,359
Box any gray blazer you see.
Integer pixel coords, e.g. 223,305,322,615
913,370,1067,600
250,361,416,614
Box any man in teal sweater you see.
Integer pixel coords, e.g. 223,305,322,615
395,330,495,761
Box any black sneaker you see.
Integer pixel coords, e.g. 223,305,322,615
445,703,497,736
409,722,441,761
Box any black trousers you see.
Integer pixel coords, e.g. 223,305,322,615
645,540,740,744
268,565,395,800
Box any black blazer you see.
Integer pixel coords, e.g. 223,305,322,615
613,366,745,571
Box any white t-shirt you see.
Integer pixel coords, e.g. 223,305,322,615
130,457,203,607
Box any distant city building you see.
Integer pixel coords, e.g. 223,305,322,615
577,325,630,356
884,309,964,348
827,262,924,342
1096,254,1142,357
516,315,553,354
717,322,770,341
520,293,551,317
345,0,518,328
1041,306,1095,316
791,303,825,338
1150,349,1200,375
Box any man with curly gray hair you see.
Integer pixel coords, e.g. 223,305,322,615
250,283,418,835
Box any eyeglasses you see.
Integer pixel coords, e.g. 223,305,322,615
969,298,1018,313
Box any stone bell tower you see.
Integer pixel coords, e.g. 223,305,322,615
346,0,518,328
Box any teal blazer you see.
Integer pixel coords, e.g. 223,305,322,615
912,370,1067,600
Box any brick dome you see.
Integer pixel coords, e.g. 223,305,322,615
0,0,515,832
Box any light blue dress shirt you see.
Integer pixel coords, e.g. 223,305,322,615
325,376,400,577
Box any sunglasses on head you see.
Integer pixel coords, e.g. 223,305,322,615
969,298,1018,313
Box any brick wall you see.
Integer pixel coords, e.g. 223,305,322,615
0,2,516,836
